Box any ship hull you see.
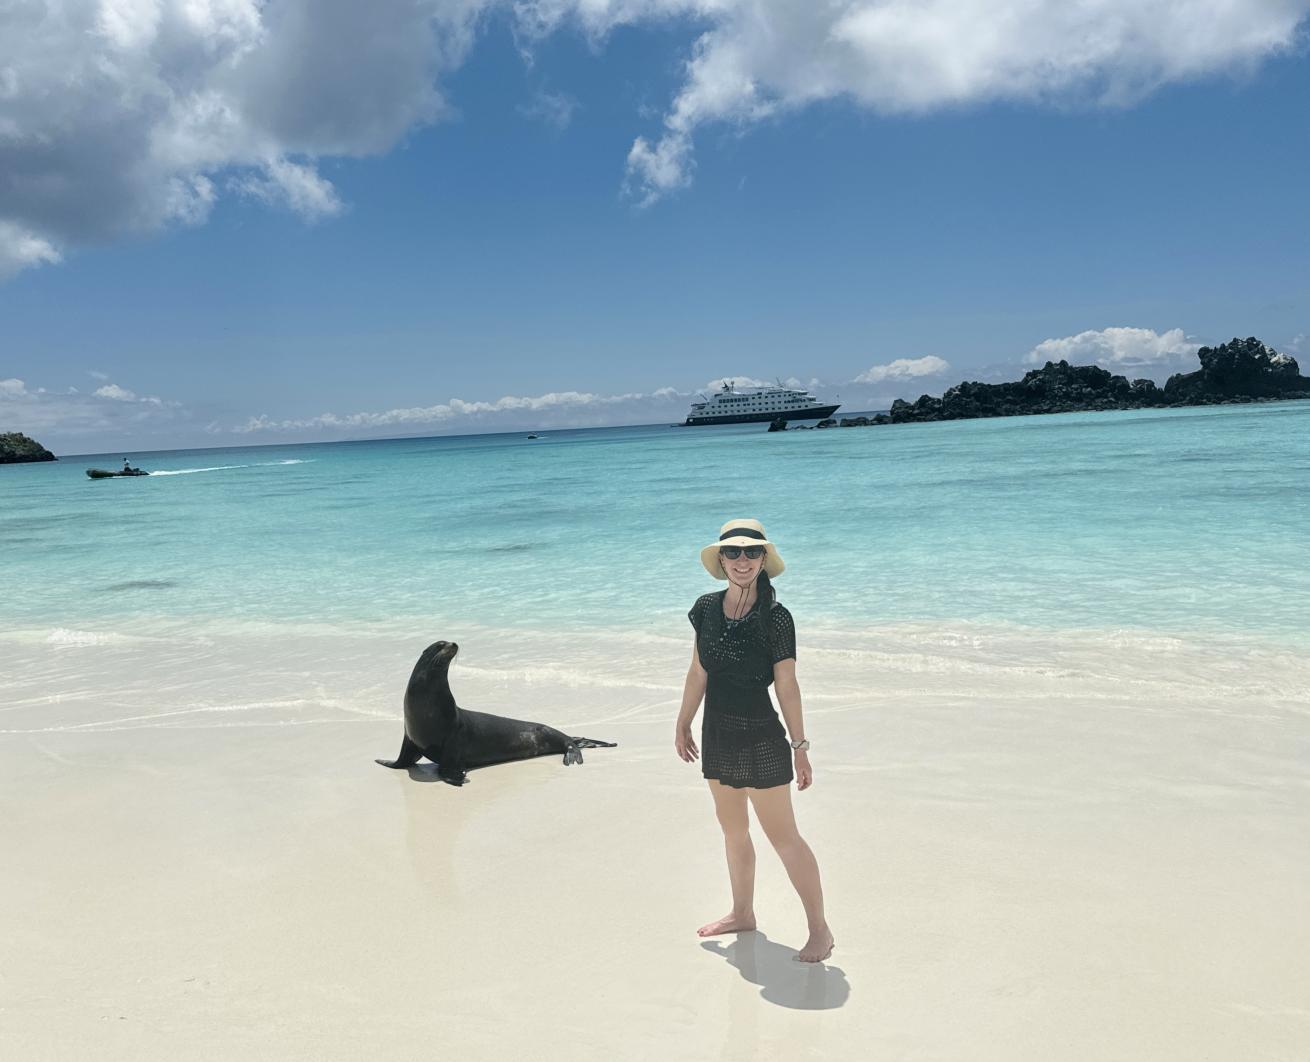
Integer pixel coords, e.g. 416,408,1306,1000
682,404,840,427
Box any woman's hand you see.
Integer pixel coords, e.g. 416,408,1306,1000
675,725,699,763
794,749,813,791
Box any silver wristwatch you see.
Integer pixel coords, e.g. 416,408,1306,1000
790,738,811,752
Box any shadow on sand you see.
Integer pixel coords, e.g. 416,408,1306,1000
701,931,850,1010
401,762,455,784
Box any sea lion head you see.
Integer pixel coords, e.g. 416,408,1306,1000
405,640,461,711
416,639,459,673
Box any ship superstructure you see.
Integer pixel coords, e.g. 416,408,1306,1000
683,380,839,426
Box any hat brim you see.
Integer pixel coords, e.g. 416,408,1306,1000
700,538,785,580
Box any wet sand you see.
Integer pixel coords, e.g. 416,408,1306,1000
2,620,1308,1060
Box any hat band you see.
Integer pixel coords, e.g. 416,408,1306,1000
720,527,765,541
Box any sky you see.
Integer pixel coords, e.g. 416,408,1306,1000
2,0,1309,454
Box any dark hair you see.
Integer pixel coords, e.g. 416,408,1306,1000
756,569,776,614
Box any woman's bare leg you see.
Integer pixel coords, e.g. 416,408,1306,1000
698,780,758,936
748,783,833,961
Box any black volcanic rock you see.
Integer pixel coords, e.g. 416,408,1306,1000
1163,337,1309,402
0,432,56,463
881,337,1308,426
767,417,788,432
888,361,1159,423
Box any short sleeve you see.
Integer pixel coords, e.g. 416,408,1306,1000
767,604,796,664
688,593,712,634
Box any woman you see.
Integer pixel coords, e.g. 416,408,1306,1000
675,518,834,963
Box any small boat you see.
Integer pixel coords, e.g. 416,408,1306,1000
526,434,540,440
86,468,149,479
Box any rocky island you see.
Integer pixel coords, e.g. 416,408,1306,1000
773,337,1310,431
0,432,57,463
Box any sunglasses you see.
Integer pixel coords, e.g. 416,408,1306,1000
719,545,765,560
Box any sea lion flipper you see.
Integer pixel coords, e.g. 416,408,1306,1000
437,766,468,786
563,744,583,766
376,735,424,769
435,745,468,786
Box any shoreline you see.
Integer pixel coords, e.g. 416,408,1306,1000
3,615,1307,1059
7,391,1308,463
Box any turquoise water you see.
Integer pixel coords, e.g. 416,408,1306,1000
5,402,1309,639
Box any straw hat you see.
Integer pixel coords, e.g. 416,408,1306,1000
700,518,785,580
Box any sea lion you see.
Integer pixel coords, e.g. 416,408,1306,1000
375,640,616,785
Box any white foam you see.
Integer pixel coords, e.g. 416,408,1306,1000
5,615,1308,739
148,464,247,476
140,458,310,477
44,628,122,647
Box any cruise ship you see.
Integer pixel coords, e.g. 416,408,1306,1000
683,380,840,426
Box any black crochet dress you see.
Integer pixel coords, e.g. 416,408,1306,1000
689,590,797,790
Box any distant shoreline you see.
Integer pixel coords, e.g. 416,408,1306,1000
10,336,1308,458
786,336,1310,432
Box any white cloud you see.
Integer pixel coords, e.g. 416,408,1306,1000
88,370,110,381
232,158,343,221
0,0,486,276
0,222,62,280
854,355,950,384
2,1,1307,267
702,376,775,390
0,374,186,446
91,381,173,406
1025,327,1200,367
232,385,693,434
626,130,696,206
570,0,1310,202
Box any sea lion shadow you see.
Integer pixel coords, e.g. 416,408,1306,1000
401,763,462,785
700,932,850,1010
399,761,539,786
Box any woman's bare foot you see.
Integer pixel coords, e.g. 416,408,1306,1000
795,926,835,963
696,912,757,937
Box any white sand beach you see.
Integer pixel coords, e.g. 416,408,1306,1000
2,619,1308,1061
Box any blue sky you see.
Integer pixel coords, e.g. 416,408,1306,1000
2,2,1308,453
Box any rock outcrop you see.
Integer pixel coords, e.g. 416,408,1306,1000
1163,336,1310,402
0,432,56,463
883,337,1308,426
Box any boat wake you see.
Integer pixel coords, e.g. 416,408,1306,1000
147,459,313,477
149,464,248,476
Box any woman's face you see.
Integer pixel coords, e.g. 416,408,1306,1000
720,547,765,590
